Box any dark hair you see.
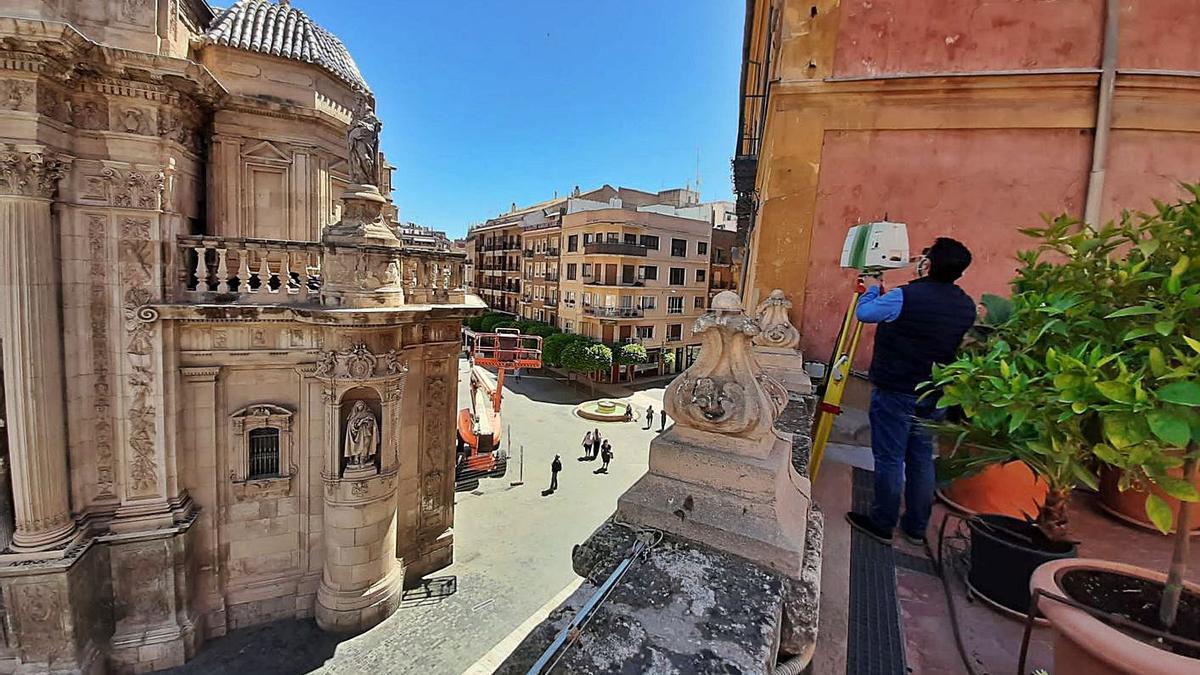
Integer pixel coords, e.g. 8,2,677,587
925,237,972,282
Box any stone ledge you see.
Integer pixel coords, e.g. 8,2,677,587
498,507,823,674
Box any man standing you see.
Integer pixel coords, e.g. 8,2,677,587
845,237,976,546
645,406,654,430
600,440,613,473
659,408,668,431
591,428,601,459
549,454,562,492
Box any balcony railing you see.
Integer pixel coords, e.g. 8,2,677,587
583,242,648,257
522,249,534,258
545,248,560,257
584,306,644,319
585,279,644,287
666,334,683,343
176,235,466,306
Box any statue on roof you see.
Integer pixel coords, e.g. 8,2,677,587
348,98,381,186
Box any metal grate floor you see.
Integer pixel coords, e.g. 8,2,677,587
846,468,908,675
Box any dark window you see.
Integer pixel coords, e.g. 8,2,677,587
669,267,685,285
694,296,705,309
698,241,708,255
696,269,706,282
640,235,660,250
583,233,593,245
667,323,683,341
640,265,658,281
624,233,637,245
622,265,636,284
567,235,578,252
567,263,577,280
248,428,281,478
671,238,687,257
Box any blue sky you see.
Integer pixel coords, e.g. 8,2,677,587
296,0,744,238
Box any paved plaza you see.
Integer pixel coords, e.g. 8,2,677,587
168,359,668,675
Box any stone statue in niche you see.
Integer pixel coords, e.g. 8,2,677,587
343,401,378,468
347,98,381,187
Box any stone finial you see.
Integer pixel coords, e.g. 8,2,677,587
754,289,800,350
0,146,71,199
664,291,779,439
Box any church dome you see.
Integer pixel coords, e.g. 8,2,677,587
204,0,369,92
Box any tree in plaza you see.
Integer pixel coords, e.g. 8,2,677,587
615,343,649,382
479,313,510,332
561,342,612,395
542,333,587,367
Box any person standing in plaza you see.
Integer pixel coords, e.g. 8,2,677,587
645,405,654,430
845,237,976,546
659,408,667,431
600,440,613,472
624,403,633,421
549,454,562,492
591,428,602,459
581,430,593,459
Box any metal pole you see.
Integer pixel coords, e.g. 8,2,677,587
511,444,524,487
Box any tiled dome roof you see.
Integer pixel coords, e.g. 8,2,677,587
204,0,368,92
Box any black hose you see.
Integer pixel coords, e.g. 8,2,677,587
927,510,985,675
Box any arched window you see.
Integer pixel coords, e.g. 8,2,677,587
247,427,281,478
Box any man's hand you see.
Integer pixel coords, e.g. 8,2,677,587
858,274,883,292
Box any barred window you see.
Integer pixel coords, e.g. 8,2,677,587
248,428,281,478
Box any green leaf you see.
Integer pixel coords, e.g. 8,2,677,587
1137,238,1160,257
1071,462,1100,491
1105,305,1158,319
1154,320,1176,337
1149,347,1168,377
1096,380,1135,404
1008,408,1029,433
1123,327,1156,341
1072,401,1088,414
1147,410,1192,447
1152,476,1200,502
1104,415,1145,448
1158,381,1200,407
1184,335,1200,355
1145,494,1174,534
1092,443,1122,465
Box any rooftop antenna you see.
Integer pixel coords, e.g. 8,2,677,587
695,146,702,197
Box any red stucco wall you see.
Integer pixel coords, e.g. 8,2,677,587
1101,131,1200,222
1119,1,1200,71
833,0,1102,78
803,128,1092,368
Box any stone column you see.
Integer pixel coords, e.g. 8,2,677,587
0,146,79,553
314,340,407,633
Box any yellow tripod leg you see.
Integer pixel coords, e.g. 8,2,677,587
809,292,866,482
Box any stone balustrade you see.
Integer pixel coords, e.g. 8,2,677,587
175,235,468,306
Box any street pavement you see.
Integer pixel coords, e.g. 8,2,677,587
168,359,667,675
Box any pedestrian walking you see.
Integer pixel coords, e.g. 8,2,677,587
645,405,654,430
549,454,562,492
591,428,602,459
659,408,667,431
624,403,633,422
600,441,613,472
581,430,593,458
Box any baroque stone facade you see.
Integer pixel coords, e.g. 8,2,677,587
0,2,482,672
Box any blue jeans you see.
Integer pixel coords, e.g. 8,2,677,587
869,388,942,537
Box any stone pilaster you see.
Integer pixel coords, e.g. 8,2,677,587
406,345,458,582
0,146,80,554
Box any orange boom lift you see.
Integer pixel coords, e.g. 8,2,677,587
455,328,542,486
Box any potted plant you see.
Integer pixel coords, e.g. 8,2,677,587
1023,195,1199,673
937,293,1051,519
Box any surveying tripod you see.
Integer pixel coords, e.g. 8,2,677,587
808,273,881,481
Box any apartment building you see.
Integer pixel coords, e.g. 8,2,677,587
709,226,738,298
522,222,562,325
470,220,523,314
558,198,711,375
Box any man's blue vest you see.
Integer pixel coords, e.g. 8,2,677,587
869,278,976,394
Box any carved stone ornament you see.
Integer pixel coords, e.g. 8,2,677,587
664,291,779,439
0,147,71,198
312,343,408,381
119,219,160,494
0,79,34,111
343,401,378,468
754,289,801,350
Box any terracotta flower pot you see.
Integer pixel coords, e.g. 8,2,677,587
1099,466,1200,534
939,460,1049,519
1031,558,1200,675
